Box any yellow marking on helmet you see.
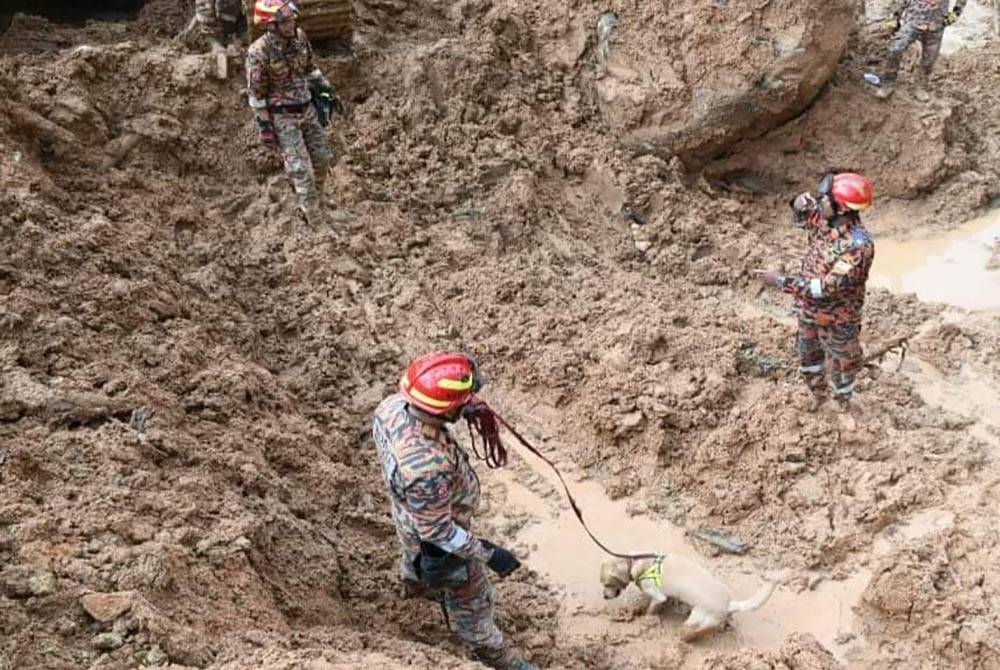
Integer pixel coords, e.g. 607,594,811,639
438,376,473,391
407,386,452,408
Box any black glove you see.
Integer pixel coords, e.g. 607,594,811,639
481,539,521,577
315,82,345,116
414,541,470,590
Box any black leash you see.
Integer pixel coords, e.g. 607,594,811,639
488,408,658,561
438,595,451,630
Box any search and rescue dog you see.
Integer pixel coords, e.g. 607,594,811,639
599,554,777,641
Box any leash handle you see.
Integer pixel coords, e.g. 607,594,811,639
490,409,658,561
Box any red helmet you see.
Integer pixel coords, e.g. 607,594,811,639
253,0,299,27
830,173,874,212
399,353,481,416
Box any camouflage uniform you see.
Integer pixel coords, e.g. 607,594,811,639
781,217,875,401
372,393,515,667
883,0,968,80
193,0,241,41
245,28,334,218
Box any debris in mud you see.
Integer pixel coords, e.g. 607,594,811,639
736,342,789,378
595,12,618,70
686,528,751,555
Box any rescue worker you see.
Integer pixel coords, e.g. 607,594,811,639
245,0,338,225
869,0,968,86
178,0,242,49
757,172,876,411
372,353,536,670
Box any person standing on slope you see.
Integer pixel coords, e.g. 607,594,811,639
245,0,340,226
867,0,968,87
757,172,876,413
372,353,536,670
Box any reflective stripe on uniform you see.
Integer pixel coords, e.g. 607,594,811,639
833,383,854,397
809,278,823,299
436,525,471,553
800,364,824,374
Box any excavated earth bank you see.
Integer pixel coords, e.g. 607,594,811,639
2,0,999,668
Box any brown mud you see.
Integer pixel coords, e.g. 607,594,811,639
2,1,1000,669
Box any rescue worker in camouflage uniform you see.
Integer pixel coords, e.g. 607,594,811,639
245,0,338,225
758,172,876,410
196,0,241,43
876,0,968,85
372,353,536,670
178,0,242,48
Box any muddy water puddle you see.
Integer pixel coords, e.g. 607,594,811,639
494,443,869,666
868,209,1000,311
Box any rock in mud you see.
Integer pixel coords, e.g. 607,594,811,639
93,632,126,651
595,0,855,165
28,571,57,596
81,591,136,622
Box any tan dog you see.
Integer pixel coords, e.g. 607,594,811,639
599,555,776,641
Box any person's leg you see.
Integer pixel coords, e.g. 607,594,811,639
882,21,920,82
797,319,827,408
273,113,320,221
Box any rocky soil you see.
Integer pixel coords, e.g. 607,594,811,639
2,1,999,669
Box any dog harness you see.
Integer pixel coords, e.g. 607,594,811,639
636,556,665,590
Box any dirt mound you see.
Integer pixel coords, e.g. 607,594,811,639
2,2,1000,670
699,633,841,669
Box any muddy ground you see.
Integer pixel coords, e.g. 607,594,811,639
1,0,999,668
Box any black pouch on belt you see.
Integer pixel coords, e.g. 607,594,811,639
413,541,470,591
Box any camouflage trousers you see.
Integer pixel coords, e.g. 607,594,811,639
194,0,240,39
883,22,944,80
273,104,333,215
797,319,863,401
394,528,505,660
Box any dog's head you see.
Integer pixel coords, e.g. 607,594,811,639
598,558,632,600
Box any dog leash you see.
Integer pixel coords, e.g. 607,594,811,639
487,407,658,561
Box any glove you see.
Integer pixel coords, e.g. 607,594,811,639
315,82,345,116
944,10,959,26
415,541,470,590
255,117,277,149
481,539,521,577
755,271,788,289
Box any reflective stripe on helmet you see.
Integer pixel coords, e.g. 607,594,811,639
438,376,474,391
404,383,454,409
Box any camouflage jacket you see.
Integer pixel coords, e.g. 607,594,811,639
372,394,492,563
892,0,968,30
782,218,874,326
245,29,330,112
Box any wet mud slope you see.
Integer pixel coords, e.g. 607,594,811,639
2,1,1000,669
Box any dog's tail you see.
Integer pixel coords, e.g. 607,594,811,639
727,580,776,614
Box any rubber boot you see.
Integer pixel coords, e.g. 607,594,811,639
471,645,537,670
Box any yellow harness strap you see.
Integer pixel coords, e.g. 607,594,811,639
636,556,664,590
